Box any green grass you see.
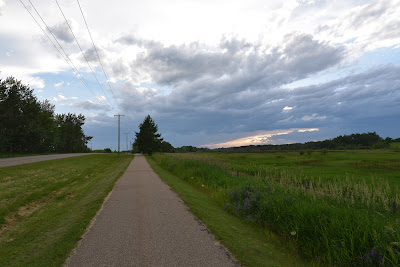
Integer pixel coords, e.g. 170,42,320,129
0,154,133,266
146,156,306,267
150,151,400,266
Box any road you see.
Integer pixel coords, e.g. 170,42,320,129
0,153,102,168
66,154,237,267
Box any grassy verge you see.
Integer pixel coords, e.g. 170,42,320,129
146,156,307,267
0,154,133,266
150,152,400,266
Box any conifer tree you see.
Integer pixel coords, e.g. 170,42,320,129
134,115,163,155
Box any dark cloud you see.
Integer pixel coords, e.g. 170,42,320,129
72,101,111,111
115,63,399,147
49,21,74,43
109,32,400,147
117,33,344,108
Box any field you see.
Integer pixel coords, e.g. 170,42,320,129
151,150,400,266
0,154,133,266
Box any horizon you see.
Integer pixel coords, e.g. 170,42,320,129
1,0,399,150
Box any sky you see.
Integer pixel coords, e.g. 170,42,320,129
0,0,399,150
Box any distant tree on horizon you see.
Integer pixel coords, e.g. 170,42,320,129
134,115,163,155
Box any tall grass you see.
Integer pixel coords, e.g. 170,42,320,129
152,153,400,266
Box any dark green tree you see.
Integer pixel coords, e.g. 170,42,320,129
0,76,92,153
134,115,163,155
55,113,92,153
0,77,56,153
160,141,175,153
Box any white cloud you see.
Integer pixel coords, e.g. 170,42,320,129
26,76,45,89
96,95,106,101
52,94,78,102
0,0,4,16
54,81,64,88
283,106,293,111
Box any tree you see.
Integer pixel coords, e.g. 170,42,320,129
0,77,55,153
55,113,92,153
160,141,175,153
0,76,92,153
134,115,163,155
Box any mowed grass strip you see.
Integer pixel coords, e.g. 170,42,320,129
0,154,133,266
146,156,306,267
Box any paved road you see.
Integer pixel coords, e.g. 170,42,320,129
66,154,237,267
0,153,102,168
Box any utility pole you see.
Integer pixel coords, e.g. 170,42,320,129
124,133,129,152
114,114,125,156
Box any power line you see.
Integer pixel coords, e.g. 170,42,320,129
114,114,125,156
55,0,116,111
21,0,104,107
76,0,121,111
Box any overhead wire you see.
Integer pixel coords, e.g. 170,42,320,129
54,0,116,112
76,0,121,112
75,0,135,142
20,0,103,107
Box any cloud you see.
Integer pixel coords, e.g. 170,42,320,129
72,100,111,111
203,128,320,148
301,113,327,121
54,81,64,88
26,76,45,89
116,32,344,108
0,0,4,16
5,49,13,57
316,0,400,55
49,20,74,43
117,63,399,147
52,94,78,102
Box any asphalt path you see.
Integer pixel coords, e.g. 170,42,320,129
0,153,102,168
66,154,237,267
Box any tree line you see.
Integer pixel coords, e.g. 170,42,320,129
212,132,400,153
0,77,92,154
132,113,399,154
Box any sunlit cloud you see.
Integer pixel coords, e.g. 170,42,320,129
203,128,320,148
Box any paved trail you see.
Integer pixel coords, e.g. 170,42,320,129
66,154,237,267
0,153,102,168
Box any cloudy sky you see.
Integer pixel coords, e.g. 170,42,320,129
1,0,399,149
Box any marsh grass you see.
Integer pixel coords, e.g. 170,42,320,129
152,152,400,266
0,154,133,266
